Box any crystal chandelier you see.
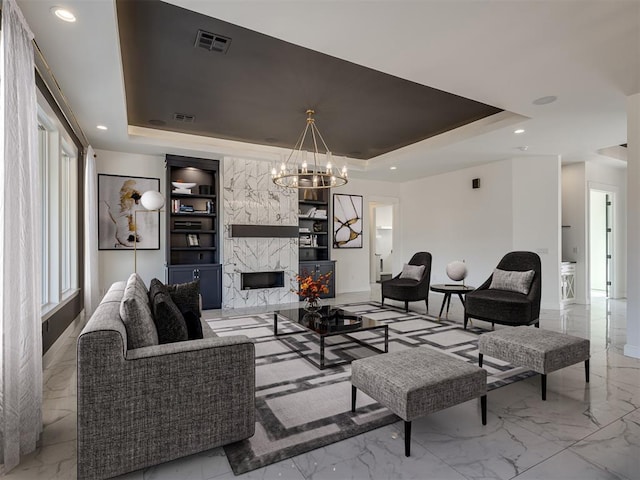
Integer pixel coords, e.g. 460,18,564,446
272,109,348,189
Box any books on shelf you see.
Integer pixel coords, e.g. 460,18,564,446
173,188,192,194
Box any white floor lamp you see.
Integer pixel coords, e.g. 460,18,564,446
134,190,165,273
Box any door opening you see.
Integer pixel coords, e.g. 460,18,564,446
369,203,394,284
589,190,613,299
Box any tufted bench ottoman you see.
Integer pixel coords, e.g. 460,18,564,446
351,347,487,456
478,326,590,401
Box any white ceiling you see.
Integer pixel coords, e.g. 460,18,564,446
17,0,639,182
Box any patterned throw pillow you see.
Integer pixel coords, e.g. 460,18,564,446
399,264,425,282
183,310,204,340
150,278,203,340
489,269,535,295
120,273,159,349
151,290,189,344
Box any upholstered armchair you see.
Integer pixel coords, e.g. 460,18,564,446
381,252,432,313
464,251,541,330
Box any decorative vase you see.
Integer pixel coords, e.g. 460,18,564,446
303,297,321,313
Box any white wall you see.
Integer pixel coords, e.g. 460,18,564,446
331,177,400,294
401,157,561,309
512,156,561,308
95,149,166,294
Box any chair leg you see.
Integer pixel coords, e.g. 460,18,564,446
585,359,590,383
404,421,411,457
464,314,469,330
535,321,540,328
479,353,483,367
381,296,385,306
404,301,409,312
491,322,495,330
541,374,547,401
351,386,357,412
481,395,487,425
425,298,428,314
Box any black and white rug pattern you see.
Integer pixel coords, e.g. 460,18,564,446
205,302,534,475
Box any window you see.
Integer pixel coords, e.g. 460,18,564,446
38,94,79,316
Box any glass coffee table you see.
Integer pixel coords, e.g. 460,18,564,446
273,306,389,370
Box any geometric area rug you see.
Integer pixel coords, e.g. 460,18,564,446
204,302,535,475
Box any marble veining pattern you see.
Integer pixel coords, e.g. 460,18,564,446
222,157,298,309
7,290,640,480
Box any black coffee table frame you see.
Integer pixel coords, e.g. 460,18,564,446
273,307,389,370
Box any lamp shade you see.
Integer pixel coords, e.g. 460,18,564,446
140,190,165,211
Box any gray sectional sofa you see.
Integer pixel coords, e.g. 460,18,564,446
77,278,256,480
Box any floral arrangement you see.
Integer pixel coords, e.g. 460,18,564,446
293,271,332,308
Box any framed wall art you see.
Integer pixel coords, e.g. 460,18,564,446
333,193,363,249
98,174,161,250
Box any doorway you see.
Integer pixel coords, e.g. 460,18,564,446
589,189,613,298
369,203,394,284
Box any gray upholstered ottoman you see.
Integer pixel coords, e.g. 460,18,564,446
478,326,590,400
351,347,487,456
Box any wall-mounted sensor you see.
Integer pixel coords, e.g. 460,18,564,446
472,178,480,189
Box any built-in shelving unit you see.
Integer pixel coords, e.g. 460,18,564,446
165,154,221,309
298,186,335,298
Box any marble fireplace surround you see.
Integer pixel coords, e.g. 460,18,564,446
222,157,300,309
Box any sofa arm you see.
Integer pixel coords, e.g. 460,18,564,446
77,335,255,480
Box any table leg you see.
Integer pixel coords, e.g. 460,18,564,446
438,294,449,319
446,294,452,316
320,336,325,370
384,325,389,352
457,293,466,307
273,312,278,335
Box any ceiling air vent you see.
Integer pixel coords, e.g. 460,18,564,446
173,113,195,123
195,30,231,54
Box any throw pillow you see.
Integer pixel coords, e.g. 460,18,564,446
166,279,201,318
148,277,168,304
489,268,535,295
399,264,425,282
151,290,189,344
120,274,159,349
183,310,204,340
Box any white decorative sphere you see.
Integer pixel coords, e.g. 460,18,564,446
446,261,468,282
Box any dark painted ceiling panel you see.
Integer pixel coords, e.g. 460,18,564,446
116,0,502,160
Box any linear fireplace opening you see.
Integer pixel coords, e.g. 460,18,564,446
241,271,285,290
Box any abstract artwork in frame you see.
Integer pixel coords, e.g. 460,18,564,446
333,194,363,248
98,174,161,250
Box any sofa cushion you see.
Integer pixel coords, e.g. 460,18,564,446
151,290,189,344
184,310,204,339
120,273,158,349
166,279,201,317
489,268,535,295
399,264,425,281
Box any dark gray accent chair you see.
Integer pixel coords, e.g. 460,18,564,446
381,252,432,313
464,251,541,330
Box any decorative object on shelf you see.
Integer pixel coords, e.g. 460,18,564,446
272,109,348,189
446,260,468,285
333,193,363,248
313,222,323,233
293,271,332,312
186,233,200,247
198,185,213,195
172,181,196,194
98,174,161,251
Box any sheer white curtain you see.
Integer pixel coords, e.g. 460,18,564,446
0,0,43,472
84,146,99,315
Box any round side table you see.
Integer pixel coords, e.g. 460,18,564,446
430,284,475,320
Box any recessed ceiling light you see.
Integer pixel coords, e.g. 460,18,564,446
390,166,397,170
51,7,76,22
96,125,108,130
518,146,529,151
532,95,557,106
514,129,525,134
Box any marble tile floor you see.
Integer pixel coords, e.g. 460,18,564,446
6,286,639,480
